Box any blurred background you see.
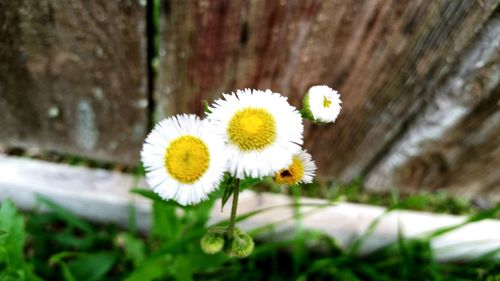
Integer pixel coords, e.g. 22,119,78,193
1,1,499,280
0,0,499,200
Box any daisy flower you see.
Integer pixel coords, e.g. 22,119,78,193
302,85,342,123
274,150,316,185
208,89,303,179
141,114,226,205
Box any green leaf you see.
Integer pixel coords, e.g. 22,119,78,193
125,256,170,281
424,205,500,240
220,176,235,211
240,177,262,190
0,229,6,236
36,196,92,233
182,198,215,230
155,202,334,256
203,100,212,114
128,203,138,235
0,200,43,281
60,262,78,281
152,201,181,241
169,255,194,281
131,188,163,203
49,251,117,281
67,252,117,281
220,176,261,211
53,232,94,249
0,200,25,267
120,233,146,267
348,209,389,255
248,203,331,237
49,251,79,266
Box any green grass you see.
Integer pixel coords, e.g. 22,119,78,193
0,188,499,281
1,150,499,279
259,177,497,217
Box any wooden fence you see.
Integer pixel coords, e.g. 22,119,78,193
1,0,498,199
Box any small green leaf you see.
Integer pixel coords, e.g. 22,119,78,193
125,256,170,281
203,100,212,114
36,196,92,233
131,188,163,202
152,201,181,241
49,251,78,266
183,198,216,229
424,205,500,239
120,233,146,267
0,229,6,236
155,202,334,256
0,200,25,266
240,177,262,190
169,255,194,281
60,262,78,281
0,200,43,280
67,252,118,281
131,188,186,208
220,176,235,211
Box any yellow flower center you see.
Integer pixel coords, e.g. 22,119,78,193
165,135,210,183
274,156,304,185
323,96,332,108
227,107,276,151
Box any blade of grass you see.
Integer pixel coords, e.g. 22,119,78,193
424,206,500,240
348,208,394,255
154,202,334,256
36,195,92,233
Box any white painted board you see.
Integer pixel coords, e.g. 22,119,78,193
0,155,498,261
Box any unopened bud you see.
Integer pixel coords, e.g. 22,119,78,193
225,228,254,258
301,85,342,123
201,231,225,254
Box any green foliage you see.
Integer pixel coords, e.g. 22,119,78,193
220,174,235,210
219,175,262,211
0,191,498,280
279,177,493,217
0,200,42,281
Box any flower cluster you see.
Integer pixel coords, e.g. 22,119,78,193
141,85,341,257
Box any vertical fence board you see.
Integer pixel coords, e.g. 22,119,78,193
300,0,498,181
0,0,148,164
365,14,500,198
156,0,246,116
156,0,499,195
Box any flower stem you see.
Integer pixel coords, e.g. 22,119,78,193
227,177,240,235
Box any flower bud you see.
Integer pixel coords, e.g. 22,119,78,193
301,85,342,123
200,231,225,254
225,228,254,258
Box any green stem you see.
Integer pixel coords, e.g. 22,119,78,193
227,178,240,235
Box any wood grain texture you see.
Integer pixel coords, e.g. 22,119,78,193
156,0,499,190
0,0,148,164
1,155,499,261
365,14,500,199
299,0,499,181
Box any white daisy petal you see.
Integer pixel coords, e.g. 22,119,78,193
141,114,227,206
274,150,317,185
303,85,342,123
208,89,304,179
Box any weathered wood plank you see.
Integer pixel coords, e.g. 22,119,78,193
0,0,148,164
365,14,500,199
0,155,499,261
301,0,499,181
0,155,151,231
156,0,247,115
155,0,499,191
